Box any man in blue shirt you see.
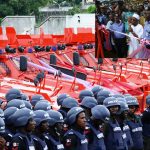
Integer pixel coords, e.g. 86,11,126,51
110,13,127,57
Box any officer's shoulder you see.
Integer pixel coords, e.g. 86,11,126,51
63,133,77,147
10,136,24,148
12,135,24,141
65,131,77,139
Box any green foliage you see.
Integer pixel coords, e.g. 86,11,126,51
66,0,82,5
0,0,49,18
0,0,93,19
68,6,81,15
0,4,14,17
87,5,96,13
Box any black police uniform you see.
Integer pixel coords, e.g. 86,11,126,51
126,114,144,150
58,108,68,119
10,132,35,150
141,108,150,150
86,120,106,150
4,128,15,150
104,117,128,150
33,133,48,150
63,126,88,150
45,130,64,150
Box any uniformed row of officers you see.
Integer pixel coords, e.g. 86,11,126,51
0,87,150,150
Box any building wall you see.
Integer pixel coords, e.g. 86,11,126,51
1,16,35,34
86,0,95,3
66,14,95,34
35,16,66,35
1,14,95,35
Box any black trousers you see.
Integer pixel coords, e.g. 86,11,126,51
143,136,150,150
114,37,128,58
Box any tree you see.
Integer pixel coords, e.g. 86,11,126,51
87,5,96,13
0,0,49,18
68,6,81,15
0,4,14,17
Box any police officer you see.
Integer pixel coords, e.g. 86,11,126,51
33,110,50,150
125,96,144,150
97,90,110,105
80,96,98,120
91,85,103,99
139,7,150,58
79,90,94,102
23,101,32,110
30,94,45,108
34,100,52,111
57,93,70,107
141,95,150,150
5,88,23,102
103,97,128,150
117,100,134,150
4,107,18,149
9,108,36,150
58,97,79,135
5,99,25,109
0,117,6,150
63,107,87,150
87,105,110,150
58,97,78,118
46,110,64,150
21,93,30,101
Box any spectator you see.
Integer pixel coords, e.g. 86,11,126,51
122,4,134,32
128,13,143,57
110,13,127,57
138,7,150,58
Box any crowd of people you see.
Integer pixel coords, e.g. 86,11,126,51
0,87,149,150
96,0,150,58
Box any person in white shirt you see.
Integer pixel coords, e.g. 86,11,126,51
128,13,144,57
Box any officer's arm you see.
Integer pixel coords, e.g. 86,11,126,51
10,137,26,150
63,134,77,150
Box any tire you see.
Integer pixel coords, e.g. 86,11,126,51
46,46,51,52
50,54,56,65
18,46,24,53
20,56,27,71
73,52,80,65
